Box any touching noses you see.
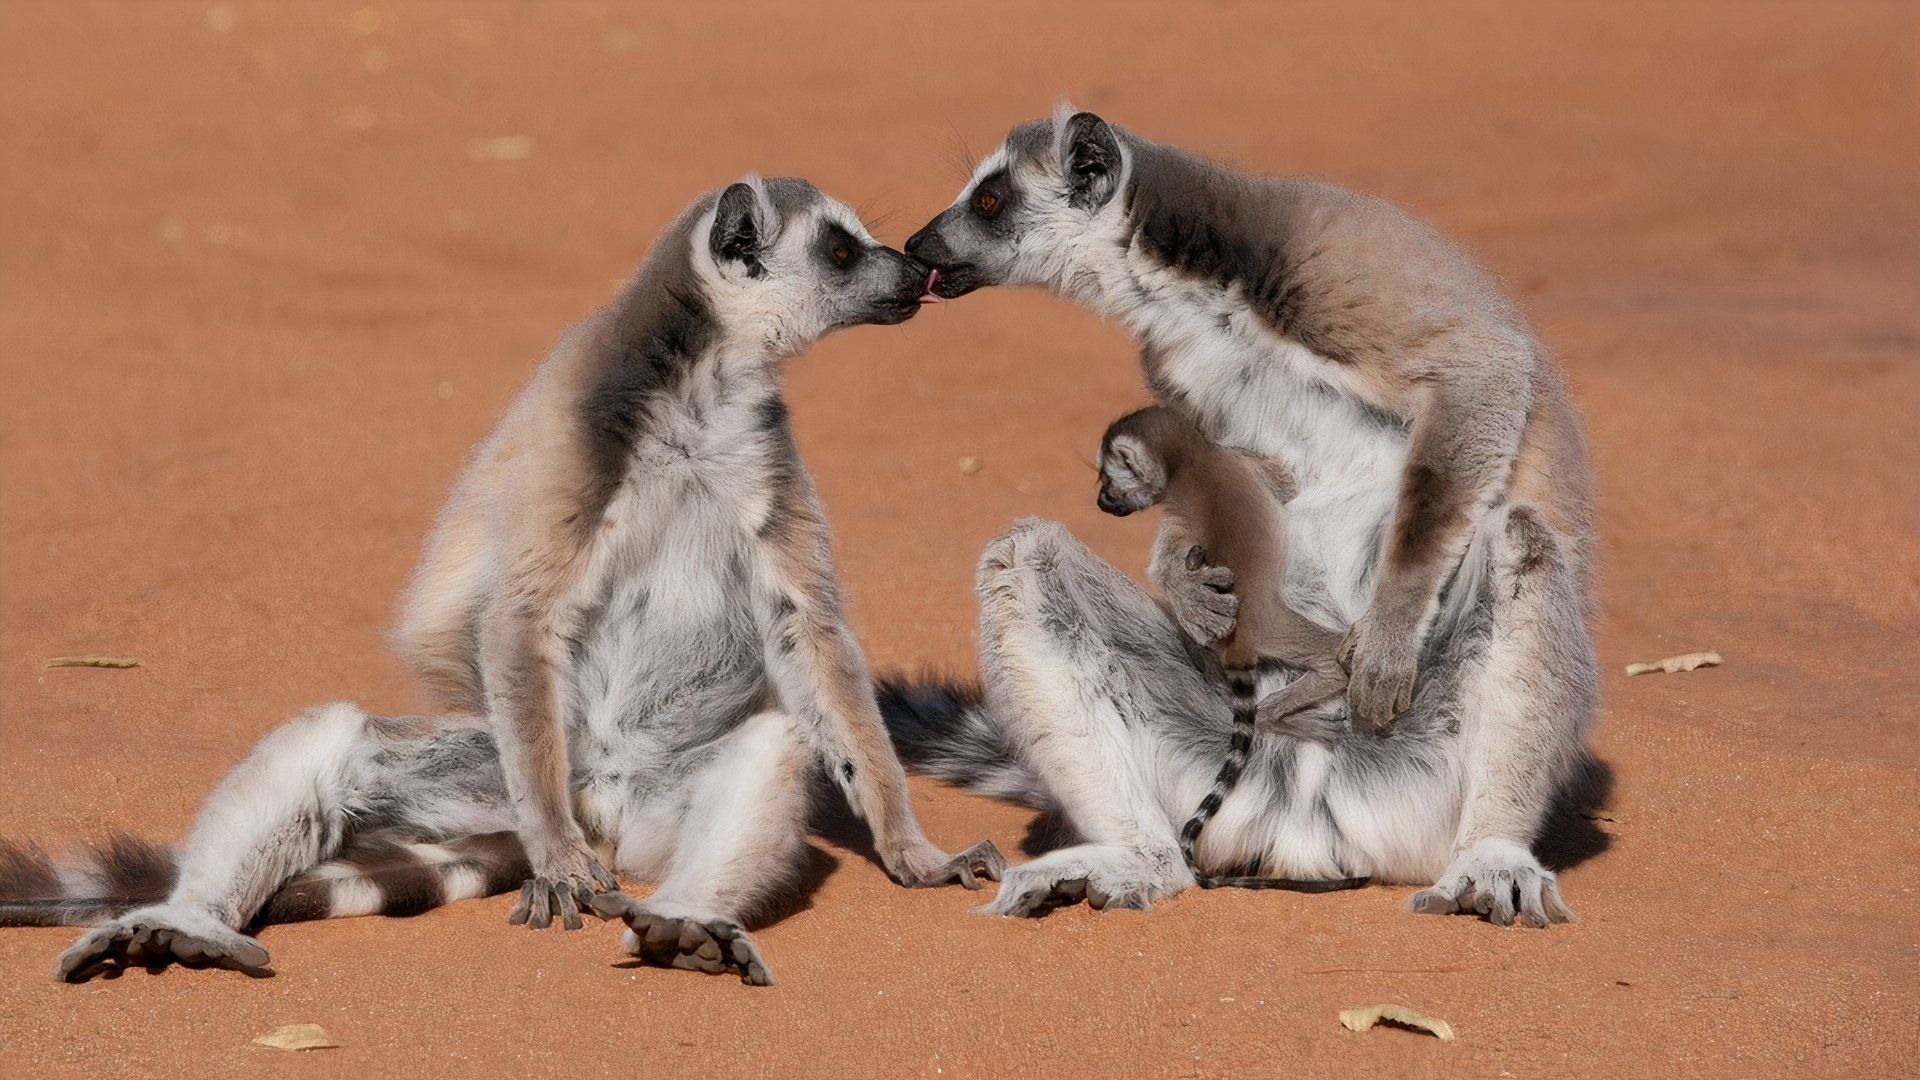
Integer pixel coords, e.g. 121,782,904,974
904,221,949,266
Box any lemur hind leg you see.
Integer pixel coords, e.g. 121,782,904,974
56,707,512,981
972,518,1229,917
1409,504,1595,927
592,710,812,986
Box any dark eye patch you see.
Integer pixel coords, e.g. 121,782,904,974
818,223,864,271
971,170,1013,220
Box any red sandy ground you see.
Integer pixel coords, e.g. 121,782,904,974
1,3,1914,1076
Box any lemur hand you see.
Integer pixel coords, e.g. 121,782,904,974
508,836,618,931
1339,610,1420,732
883,838,1006,890
1161,544,1239,646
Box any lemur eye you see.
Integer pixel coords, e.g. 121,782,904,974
831,243,851,266
975,190,1001,216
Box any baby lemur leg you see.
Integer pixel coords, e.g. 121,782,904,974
1252,668,1351,745
56,707,513,981
1409,504,1593,927
974,518,1219,916
592,710,809,986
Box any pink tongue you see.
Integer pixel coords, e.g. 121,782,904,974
918,269,944,304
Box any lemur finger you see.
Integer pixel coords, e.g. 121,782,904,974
527,883,555,929
643,917,679,951
969,840,1007,880
671,951,727,975
1407,887,1460,916
508,882,535,925
54,931,113,981
589,890,635,921
122,925,158,960
954,862,980,890
590,862,619,892
1485,870,1518,926
1540,878,1576,923
556,890,584,931
575,881,600,911
1199,565,1235,592
677,922,708,955
1516,871,1551,929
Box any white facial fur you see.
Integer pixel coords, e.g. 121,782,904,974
691,176,895,359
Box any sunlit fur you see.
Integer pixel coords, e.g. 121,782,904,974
895,109,1600,926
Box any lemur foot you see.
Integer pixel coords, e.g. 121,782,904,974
1165,546,1239,647
54,904,270,982
981,850,1173,917
508,843,618,931
591,893,772,986
1408,840,1575,928
889,839,1007,890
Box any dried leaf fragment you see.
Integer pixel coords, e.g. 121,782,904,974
957,456,985,476
253,1024,339,1051
467,136,535,162
1624,651,1721,676
1339,1004,1455,1040
45,656,140,669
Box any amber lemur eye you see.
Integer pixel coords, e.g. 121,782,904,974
831,243,851,266
975,190,1000,216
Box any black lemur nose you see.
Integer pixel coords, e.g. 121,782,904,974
905,223,950,264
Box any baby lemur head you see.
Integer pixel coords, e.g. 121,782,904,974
695,176,928,356
905,103,1131,304
1097,405,1201,517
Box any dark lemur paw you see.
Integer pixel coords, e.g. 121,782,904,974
591,893,773,986
508,846,618,931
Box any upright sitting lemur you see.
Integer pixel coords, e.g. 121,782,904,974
1,177,1001,985
890,107,1599,926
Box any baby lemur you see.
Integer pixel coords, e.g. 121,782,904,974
2,177,1000,986
1098,405,1365,892
1097,405,1349,732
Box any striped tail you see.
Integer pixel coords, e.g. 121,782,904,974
1,830,528,928
257,830,529,923
0,835,176,926
1178,674,1370,894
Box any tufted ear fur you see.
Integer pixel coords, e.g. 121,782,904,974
710,179,773,277
1059,111,1122,211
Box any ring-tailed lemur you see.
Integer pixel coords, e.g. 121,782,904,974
2,177,1003,985
1095,406,1368,895
889,107,1599,926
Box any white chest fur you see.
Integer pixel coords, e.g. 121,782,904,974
1119,268,1406,628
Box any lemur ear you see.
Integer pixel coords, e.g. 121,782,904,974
1061,112,1121,210
710,181,768,275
